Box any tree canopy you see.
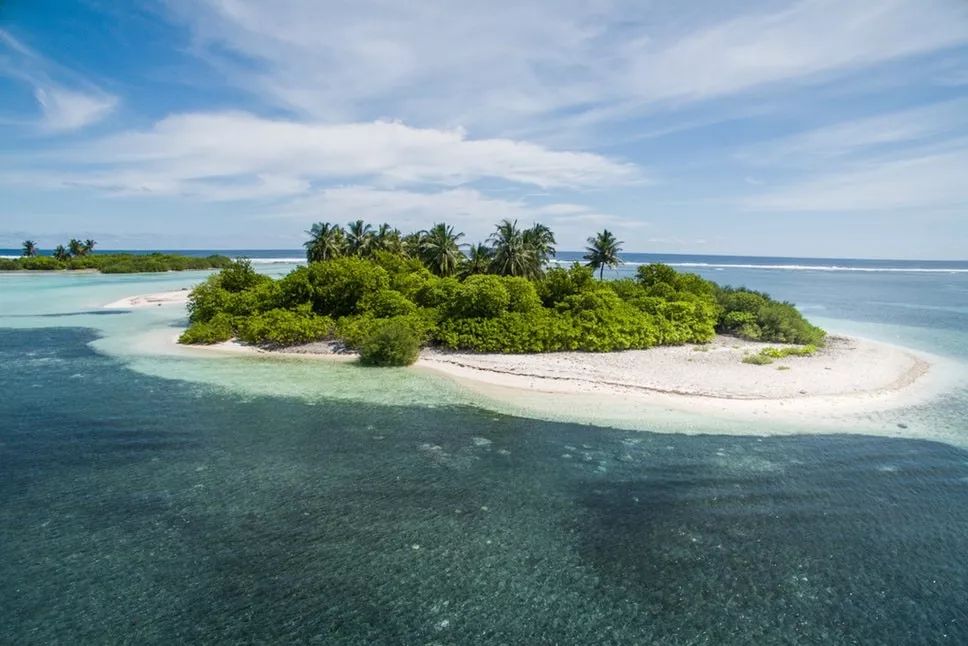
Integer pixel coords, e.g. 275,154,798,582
180,229,826,367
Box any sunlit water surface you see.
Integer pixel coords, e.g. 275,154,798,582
1,256,967,643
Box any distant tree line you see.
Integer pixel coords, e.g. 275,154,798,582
2,239,230,273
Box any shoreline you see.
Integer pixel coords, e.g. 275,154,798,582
412,338,949,434
416,336,931,402
108,289,949,432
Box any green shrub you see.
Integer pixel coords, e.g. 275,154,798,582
503,276,542,313
187,276,231,323
451,275,510,318
716,287,825,346
359,289,418,318
19,256,63,270
742,353,774,365
655,300,717,344
756,302,826,345
743,344,818,365
414,276,461,307
390,270,434,301
560,291,661,351
0,258,19,270
237,309,333,346
178,313,235,344
636,263,678,288
307,257,390,316
607,278,646,301
718,288,768,314
336,312,433,348
760,344,817,358
720,310,762,340
373,252,432,296
276,266,313,308
674,272,717,299
219,258,262,292
436,310,571,353
537,264,595,307
359,319,422,366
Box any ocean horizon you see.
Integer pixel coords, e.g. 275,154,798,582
5,248,967,272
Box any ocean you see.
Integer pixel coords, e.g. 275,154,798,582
1,252,967,643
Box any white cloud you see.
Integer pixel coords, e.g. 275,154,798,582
164,0,968,133
34,86,118,132
0,29,118,132
622,0,968,104
34,111,639,197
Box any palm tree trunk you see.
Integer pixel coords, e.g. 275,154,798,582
600,265,604,280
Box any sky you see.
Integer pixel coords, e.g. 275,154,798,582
1,0,967,258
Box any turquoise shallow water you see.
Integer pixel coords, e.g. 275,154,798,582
1,258,967,644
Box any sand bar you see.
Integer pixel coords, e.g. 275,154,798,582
104,289,191,309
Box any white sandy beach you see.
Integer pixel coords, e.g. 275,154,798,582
418,335,927,401
412,335,950,431
110,289,948,431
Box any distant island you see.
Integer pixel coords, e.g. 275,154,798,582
2,238,231,273
177,219,825,366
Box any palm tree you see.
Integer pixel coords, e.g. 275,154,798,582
401,232,422,258
488,219,542,279
304,222,347,262
584,229,624,279
522,223,556,268
462,243,493,276
53,245,70,261
21,240,38,257
419,223,465,277
83,239,96,255
345,219,375,256
373,223,404,254
68,238,84,257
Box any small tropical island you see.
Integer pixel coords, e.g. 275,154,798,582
1,238,231,273
177,219,825,368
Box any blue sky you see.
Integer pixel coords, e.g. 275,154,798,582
1,0,967,258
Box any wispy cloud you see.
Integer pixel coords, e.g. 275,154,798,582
740,98,968,165
737,96,968,213
32,87,118,132
0,29,118,132
743,148,968,212
164,0,968,134
17,111,640,198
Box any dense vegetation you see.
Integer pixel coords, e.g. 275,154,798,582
178,220,825,366
2,238,232,273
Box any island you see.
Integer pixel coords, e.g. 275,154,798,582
177,219,825,368
2,238,231,273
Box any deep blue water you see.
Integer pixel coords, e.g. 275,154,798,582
2,327,968,644
2,254,968,644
